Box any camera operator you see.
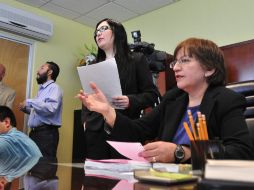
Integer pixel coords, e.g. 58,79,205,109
129,30,169,85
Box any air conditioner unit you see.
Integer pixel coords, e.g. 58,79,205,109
0,3,53,42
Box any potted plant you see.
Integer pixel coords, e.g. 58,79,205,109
79,44,97,66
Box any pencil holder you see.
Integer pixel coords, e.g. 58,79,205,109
190,139,223,176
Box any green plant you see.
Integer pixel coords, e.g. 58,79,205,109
79,43,97,66
84,43,97,57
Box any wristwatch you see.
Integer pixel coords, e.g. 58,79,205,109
174,144,185,163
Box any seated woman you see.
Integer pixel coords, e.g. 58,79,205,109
77,37,254,163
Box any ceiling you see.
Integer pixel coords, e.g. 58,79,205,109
15,0,180,28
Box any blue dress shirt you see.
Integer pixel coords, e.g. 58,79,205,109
0,128,42,158
172,105,200,145
0,155,40,182
25,80,63,128
0,128,41,181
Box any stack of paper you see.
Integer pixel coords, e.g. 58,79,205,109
205,159,254,183
85,168,135,182
85,159,151,172
84,141,151,182
84,141,193,185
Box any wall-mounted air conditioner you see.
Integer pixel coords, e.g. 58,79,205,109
0,3,53,42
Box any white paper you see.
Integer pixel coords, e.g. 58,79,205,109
85,159,151,172
77,58,123,109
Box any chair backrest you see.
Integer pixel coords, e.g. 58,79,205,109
226,80,254,146
246,118,254,146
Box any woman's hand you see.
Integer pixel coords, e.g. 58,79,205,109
77,82,109,113
76,82,116,126
140,141,191,163
112,95,130,109
140,141,177,163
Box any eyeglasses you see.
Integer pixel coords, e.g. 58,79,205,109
169,56,192,69
94,25,111,37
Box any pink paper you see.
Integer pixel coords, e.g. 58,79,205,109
112,180,134,190
107,141,147,162
86,159,130,163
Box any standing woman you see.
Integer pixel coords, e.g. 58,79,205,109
82,18,161,159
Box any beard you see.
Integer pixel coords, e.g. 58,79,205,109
36,71,48,84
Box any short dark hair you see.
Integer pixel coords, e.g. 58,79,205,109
173,37,226,86
46,61,60,81
0,106,16,127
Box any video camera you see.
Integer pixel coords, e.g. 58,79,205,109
129,30,168,73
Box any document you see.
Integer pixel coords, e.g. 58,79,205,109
106,141,147,162
77,58,123,109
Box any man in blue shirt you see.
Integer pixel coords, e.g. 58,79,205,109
19,61,63,157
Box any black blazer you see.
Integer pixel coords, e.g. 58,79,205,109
112,85,254,160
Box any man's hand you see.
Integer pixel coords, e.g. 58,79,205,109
18,100,26,110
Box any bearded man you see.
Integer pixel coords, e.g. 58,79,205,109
19,61,63,158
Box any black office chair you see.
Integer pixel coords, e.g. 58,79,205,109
226,80,254,146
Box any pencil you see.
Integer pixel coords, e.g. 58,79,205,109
196,123,201,140
202,114,209,140
183,122,194,141
197,112,205,140
187,110,198,140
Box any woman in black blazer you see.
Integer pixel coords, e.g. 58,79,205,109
79,37,254,162
81,18,161,159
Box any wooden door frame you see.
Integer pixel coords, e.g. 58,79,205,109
0,32,34,134
0,32,35,190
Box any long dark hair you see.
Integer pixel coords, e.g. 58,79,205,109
94,18,131,88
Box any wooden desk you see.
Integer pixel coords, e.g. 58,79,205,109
3,157,197,190
5,157,254,190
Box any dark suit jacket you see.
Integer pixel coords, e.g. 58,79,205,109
82,52,161,159
0,82,16,109
112,85,254,160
